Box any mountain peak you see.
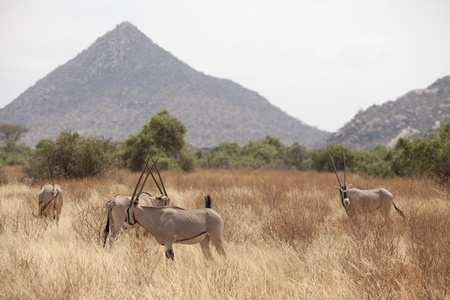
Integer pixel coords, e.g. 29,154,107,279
116,21,135,30
0,23,329,148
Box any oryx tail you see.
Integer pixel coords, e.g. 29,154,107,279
393,202,405,218
205,195,211,209
103,206,111,247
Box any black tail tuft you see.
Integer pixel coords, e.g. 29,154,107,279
393,202,406,218
103,209,110,247
205,195,212,209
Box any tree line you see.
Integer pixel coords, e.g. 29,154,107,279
0,112,448,190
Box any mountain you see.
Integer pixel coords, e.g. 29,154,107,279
0,22,330,148
329,76,450,150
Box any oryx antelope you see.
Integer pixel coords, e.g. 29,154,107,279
103,157,170,248
103,192,169,248
127,195,225,260
328,149,405,220
32,183,64,224
124,157,225,260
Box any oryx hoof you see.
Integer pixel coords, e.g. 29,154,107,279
165,249,174,260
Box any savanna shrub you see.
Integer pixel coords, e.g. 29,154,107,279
25,130,115,181
119,110,194,172
392,121,450,190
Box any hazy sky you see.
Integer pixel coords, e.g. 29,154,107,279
1,0,449,132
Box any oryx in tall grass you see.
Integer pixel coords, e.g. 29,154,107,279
125,158,225,260
328,149,405,220
32,183,64,224
103,158,170,248
127,195,225,260
103,192,169,248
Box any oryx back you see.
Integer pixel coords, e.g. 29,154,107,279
130,196,225,260
346,188,393,217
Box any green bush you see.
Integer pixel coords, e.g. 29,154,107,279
392,121,450,190
0,141,32,165
285,142,309,171
310,144,355,172
119,110,194,172
199,136,308,170
25,130,115,181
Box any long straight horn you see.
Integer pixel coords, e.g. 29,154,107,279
130,156,152,204
136,157,160,200
328,150,343,188
149,169,164,195
152,157,168,196
342,148,347,186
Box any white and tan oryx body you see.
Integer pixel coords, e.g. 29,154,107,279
32,183,64,224
328,149,405,220
336,186,404,220
103,156,170,248
127,195,225,260
103,192,169,248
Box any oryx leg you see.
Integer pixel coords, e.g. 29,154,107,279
51,204,58,223
200,235,212,259
212,238,225,256
209,231,225,256
381,202,393,223
165,242,175,260
108,221,122,249
55,202,62,225
46,202,54,221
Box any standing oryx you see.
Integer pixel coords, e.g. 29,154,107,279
127,194,225,260
103,157,170,248
124,157,225,260
103,192,169,248
32,183,64,224
328,149,405,220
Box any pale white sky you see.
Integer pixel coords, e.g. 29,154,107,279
1,0,449,132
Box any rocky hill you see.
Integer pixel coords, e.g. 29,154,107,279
328,76,450,150
0,22,329,148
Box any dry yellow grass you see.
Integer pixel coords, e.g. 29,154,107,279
0,167,448,299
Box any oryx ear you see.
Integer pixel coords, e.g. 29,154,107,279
335,186,341,190
347,184,352,188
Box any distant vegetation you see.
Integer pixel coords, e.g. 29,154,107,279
117,109,195,172
1,113,448,191
194,136,308,170
24,130,115,182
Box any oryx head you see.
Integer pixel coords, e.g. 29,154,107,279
154,194,170,206
127,156,170,224
328,148,352,206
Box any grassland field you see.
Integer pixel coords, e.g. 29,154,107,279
0,166,448,299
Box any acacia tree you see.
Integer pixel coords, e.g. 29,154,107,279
0,124,30,145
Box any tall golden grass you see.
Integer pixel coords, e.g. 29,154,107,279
0,166,448,299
